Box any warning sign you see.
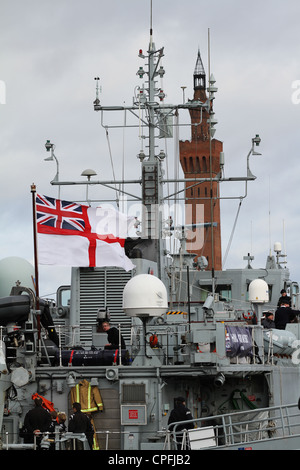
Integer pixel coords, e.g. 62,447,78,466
121,405,147,425
129,409,138,419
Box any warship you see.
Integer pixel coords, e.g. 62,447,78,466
1,17,300,452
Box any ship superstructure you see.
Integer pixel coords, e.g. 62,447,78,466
1,23,300,452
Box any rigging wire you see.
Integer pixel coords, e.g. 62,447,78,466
121,104,126,212
268,175,272,256
222,199,243,267
159,60,172,242
105,127,119,207
208,28,215,283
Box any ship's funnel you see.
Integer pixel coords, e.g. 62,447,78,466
123,274,168,317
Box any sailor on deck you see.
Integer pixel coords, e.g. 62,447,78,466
275,303,296,329
261,311,275,329
102,320,126,349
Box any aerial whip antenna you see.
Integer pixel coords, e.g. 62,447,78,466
150,0,153,48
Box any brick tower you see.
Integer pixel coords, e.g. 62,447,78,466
179,50,223,271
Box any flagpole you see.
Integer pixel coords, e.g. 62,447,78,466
31,183,41,340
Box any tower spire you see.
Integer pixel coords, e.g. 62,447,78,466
194,48,206,90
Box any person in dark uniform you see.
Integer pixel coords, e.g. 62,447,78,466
277,289,291,307
102,321,126,349
275,303,296,330
23,397,52,448
68,402,94,450
261,311,275,329
168,397,194,449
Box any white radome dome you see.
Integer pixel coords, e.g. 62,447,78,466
249,279,269,304
123,274,168,317
0,257,34,297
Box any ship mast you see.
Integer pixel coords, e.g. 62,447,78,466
139,29,166,279
46,15,262,295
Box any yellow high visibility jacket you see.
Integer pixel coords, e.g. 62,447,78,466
70,379,104,413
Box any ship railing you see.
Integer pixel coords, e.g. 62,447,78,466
3,429,164,450
248,324,266,365
2,431,90,450
3,403,300,450
2,322,193,366
164,402,300,450
0,322,288,368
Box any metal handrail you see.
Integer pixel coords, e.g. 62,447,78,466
164,402,300,450
4,404,300,450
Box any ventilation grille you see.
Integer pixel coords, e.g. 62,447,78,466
79,268,132,345
121,383,146,403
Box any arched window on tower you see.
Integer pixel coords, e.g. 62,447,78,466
189,157,194,173
195,156,200,173
202,156,207,172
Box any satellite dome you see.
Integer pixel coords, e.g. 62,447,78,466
0,257,34,297
123,274,168,317
249,279,269,304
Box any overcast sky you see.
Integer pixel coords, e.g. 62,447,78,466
1,0,300,298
